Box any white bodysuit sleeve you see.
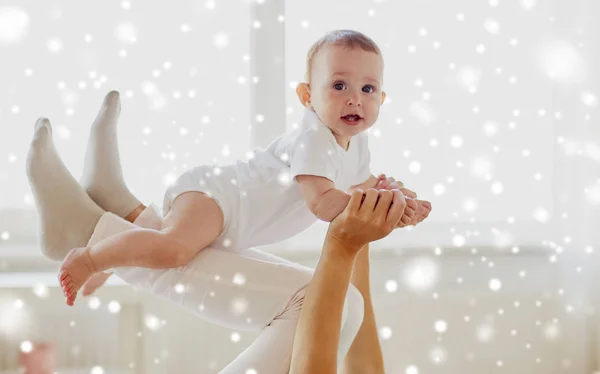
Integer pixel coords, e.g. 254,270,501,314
290,127,339,184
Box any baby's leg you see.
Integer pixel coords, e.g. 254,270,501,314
81,204,150,296
79,91,222,296
59,191,224,304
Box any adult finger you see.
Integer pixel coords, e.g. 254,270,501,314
361,188,380,213
386,189,405,226
374,190,394,217
347,189,365,214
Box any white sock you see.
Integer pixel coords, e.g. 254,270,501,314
26,118,105,261
80,91,141,218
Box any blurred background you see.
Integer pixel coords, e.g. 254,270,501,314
0,0,599,372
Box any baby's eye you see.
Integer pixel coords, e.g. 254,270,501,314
363,85,375,93
333,82,346,90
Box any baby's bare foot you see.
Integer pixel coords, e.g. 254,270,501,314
58,247,97,306
82,272,112,296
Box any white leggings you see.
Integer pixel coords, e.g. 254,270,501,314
92,205,364,373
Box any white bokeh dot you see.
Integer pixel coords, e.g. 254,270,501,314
450,135,463,148
408,161,421,174
452,234,466,247
108,301,121,314
385,280,398,292
0,7,30,45
435,320,448,333
88,297,101,310
433,184,446,196
379,326,392,340
489,278,502,291
91,366,105,374
20,340,32,353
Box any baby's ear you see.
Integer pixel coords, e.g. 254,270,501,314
296,82,312,108
380,91,387,105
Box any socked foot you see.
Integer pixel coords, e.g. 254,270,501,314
58,247,97,306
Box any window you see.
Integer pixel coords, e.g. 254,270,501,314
0,1,252,251
1,0,595,255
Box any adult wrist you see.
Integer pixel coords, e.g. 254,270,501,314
323,232,364,259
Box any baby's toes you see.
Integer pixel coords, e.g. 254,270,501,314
66,283,79,297
60,277,72,288
59,270,71,283
61,282,72,297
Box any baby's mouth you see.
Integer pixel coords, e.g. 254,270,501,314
341,114,363,124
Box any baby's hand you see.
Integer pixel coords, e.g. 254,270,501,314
376,174,415,198
376,173,402,189
376,174,432,227
398,198,432,227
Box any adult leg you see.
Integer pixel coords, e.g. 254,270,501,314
80,90,142,218
26,117,224,304
80,90,145,295
104,207,364,373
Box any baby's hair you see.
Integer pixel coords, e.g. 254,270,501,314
305,29,382,83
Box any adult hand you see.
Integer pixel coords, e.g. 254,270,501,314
326,188,410,255
376,174,432,228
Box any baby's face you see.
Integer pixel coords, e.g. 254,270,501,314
308,45,385,140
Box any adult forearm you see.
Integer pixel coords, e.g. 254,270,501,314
290,235,358,374
342,245,385,374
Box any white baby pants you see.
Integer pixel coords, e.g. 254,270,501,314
88,205,364,374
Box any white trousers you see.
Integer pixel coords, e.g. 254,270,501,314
87,205,364,373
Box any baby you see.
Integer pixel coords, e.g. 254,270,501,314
49,29,431,305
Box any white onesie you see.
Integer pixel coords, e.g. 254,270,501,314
163,108,372,251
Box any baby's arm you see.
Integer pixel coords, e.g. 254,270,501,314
296,175,377,222
348,174,380,193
